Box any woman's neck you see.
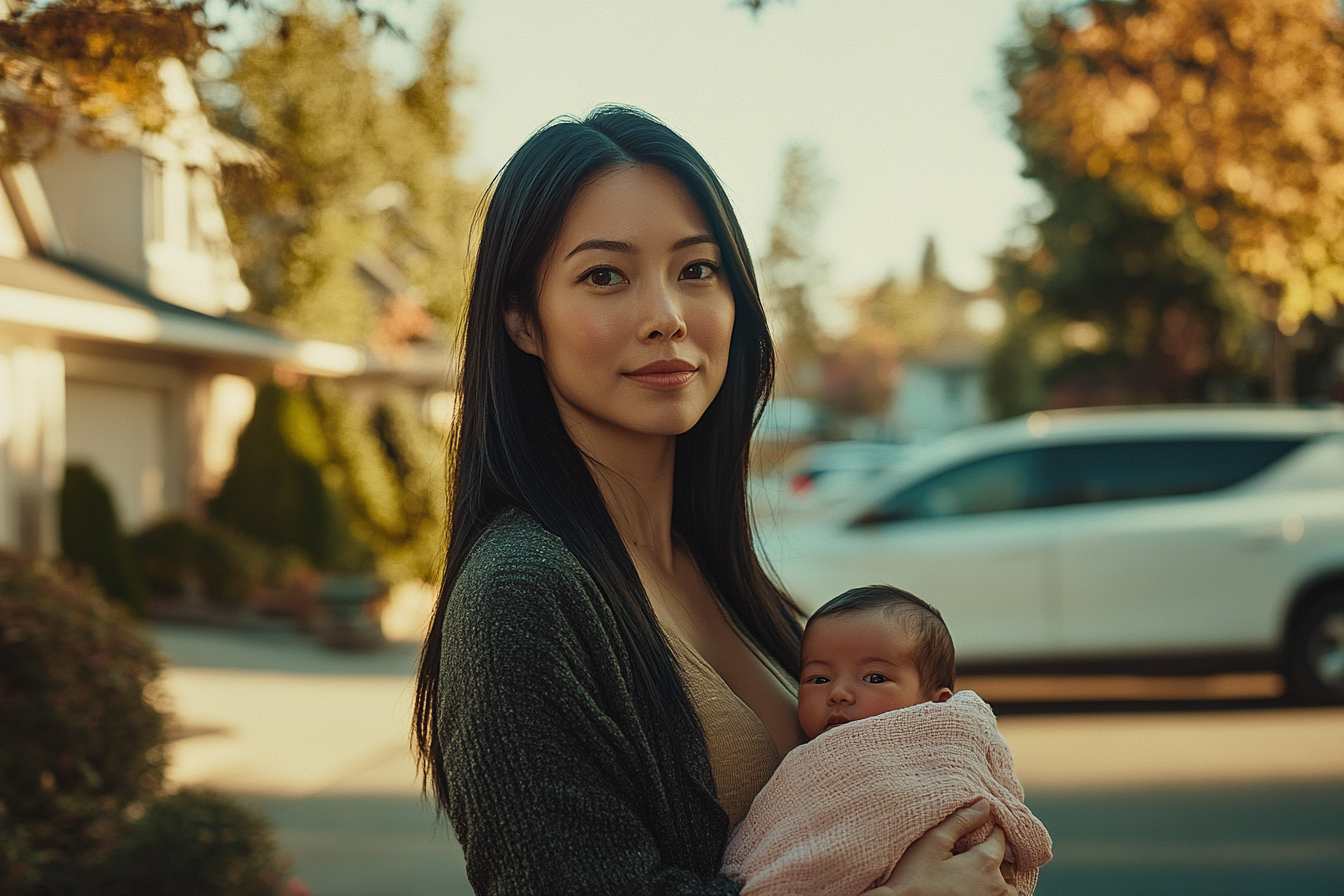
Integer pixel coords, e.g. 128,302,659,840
567,422,679,570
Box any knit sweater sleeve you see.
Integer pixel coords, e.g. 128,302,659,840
438,517,741,896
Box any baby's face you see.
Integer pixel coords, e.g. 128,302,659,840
798,609,944,740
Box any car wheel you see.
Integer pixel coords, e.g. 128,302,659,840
1287,590,1344,704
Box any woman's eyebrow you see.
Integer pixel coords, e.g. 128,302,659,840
564,234,718,260
565,238,634,259
672,234,718,252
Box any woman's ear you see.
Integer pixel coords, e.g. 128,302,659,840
503,308,541,358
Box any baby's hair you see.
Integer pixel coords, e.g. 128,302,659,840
806,585,955,694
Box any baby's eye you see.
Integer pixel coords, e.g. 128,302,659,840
584,267,628,287
679,261,719,281
803,675,830,685
862,673,888,684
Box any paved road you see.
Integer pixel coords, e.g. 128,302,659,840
153,623,1344,896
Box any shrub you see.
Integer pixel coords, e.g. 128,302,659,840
312,384,445,582
208,382,339,570
130,519,265,609
128,518,196,598
0,550,165,884
57,464,146,615
93,788,288,896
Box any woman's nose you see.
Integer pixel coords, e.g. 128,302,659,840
640,279,686,341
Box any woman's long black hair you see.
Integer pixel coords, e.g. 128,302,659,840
413,105,803,809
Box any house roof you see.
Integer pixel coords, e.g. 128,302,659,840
0,254,362,375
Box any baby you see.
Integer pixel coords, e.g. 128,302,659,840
722,585,1052,896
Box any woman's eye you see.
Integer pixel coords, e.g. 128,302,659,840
680,261,719,280
863,673,888,684
584,267,627,287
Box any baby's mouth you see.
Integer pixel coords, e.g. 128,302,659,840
825,714,851,729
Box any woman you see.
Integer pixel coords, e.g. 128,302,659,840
413,106,1015,895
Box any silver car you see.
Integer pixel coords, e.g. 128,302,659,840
758,405,1344,703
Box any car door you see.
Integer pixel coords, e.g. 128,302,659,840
765,447,1062,664
1052,439,1309,656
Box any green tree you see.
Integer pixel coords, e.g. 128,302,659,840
760,142,831,378
218,3,477,344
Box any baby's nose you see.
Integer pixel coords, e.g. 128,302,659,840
826,684,853,705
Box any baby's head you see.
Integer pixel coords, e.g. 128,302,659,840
798,585,955,740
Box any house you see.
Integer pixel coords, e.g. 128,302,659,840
0,59,367,557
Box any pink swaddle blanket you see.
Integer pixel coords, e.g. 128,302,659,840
722,690,1052,896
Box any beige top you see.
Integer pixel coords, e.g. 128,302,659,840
670,634,788,829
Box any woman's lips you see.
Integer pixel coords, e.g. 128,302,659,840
624,360,697,390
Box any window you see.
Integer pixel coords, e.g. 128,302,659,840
1042,438,1304,505
185,166,205,251
856,448,1049,524
144,159,165,243
855,437,1305,526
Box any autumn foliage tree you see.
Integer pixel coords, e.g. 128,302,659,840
1012,0,1344,400
0,0,214,162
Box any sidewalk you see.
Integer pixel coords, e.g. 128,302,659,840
153,623,471,896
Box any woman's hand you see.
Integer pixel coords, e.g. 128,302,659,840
861,799,1018,896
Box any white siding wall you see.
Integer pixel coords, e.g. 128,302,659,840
0,338,65,554
34,142,148,288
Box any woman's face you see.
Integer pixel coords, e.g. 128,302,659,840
508,164,735,446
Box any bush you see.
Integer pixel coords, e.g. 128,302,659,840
130,519,265,609
57,464,146,615
0,550,165,885
311,384,445,582
93,788,288,896
208,382,339,570
0,553,294,895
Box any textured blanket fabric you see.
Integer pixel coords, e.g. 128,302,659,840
722,691,1051,896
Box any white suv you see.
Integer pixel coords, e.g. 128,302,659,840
757,405,1344,703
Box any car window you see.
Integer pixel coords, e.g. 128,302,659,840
1042,438,1305,505
856,448,1048,523
855,437,1305,526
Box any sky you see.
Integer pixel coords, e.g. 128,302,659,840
364,0,1043,326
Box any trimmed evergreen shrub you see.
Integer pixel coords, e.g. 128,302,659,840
0,550,165,886
57,464,146,615
130,519,264,609
93,788,288,896
210,379,446,583
128,518,196,597
209,382,338,569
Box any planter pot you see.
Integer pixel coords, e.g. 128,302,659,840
316,574,387,650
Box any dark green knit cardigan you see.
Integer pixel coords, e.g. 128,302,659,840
438,508,743,895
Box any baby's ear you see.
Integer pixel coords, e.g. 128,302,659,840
931,687,953,703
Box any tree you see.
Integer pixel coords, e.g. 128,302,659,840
760,143,831,388
217,3,477,343
1011,0,1344,399
989,30,1267,417
0,0,214,163
0,0,404,165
